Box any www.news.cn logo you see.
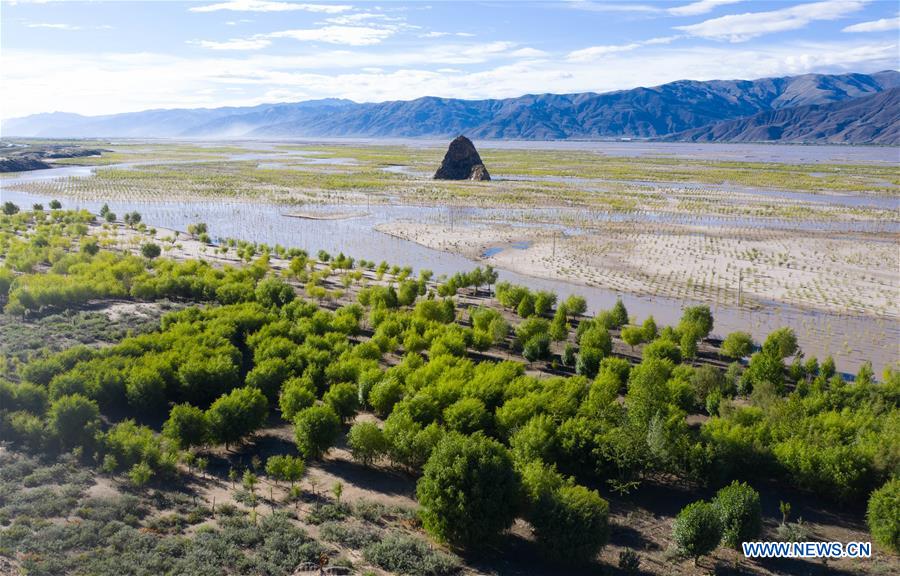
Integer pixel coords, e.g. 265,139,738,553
742,541,872,559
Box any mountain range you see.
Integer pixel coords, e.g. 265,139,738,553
667,88,900,145
4,71,899,144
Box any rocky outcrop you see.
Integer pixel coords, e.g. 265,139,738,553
433,136,491,181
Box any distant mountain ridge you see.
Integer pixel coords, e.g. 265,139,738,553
667,88,900,145
4,71,898,143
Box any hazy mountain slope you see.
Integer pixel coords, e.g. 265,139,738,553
667,88,900,144
3,71,898,140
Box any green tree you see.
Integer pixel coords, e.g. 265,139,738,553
762,327,798,359
323,382,359,422
516,294,535,318
49,199,62,209
48,394,100,451
384,412,443,471
531,484,610,564
266,454,305,486
125,366,167,412
417,433,521,550
680,306,713,338
621,326,645,351
563,295,587,318
714,481,762,549
672,501,722,565
163,403,209,449
642,316,658,340
856,361,874,386
347,421,388,466
533,291,557,316
722,331,754,359
245,358,291,404
129,461,153,488
680,324,702,361
444,398,491,435
140,242,161,259
279,377,316,420
255,277,296,308
294,405,341,459
2,202,20,216
369,376,404,417
80,237,100,256
867,479,899,553
610,298,629,328
523,334,551,363
206,387,268,449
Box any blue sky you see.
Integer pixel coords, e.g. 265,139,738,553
2,0,898,118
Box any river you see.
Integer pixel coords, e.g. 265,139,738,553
1,144,897,374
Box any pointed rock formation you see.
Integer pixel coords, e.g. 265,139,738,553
433,136,491,181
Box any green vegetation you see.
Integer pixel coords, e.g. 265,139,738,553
417,433,520,550
867,479,900,553
672,501,723,564
0,206,895,575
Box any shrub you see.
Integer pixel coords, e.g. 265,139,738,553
294,405,341,459
140,243,161,259
364,533,461,576
417,433,520,550
618,549,641,575
713,481,762,548
47,393,101,451
531,484,610,564
867,479,899,553
672,501,722,564
320,521,381,550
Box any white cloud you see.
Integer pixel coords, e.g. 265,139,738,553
27,22,81,30
5,39,896,118
567,36,680,61
189,1,351,14
267,25,395,46
191,37,272,50
568,43,643,60
843,15,900,33
325,12,398,25
565,1,662,13
676,0,869,42
667,0,743,17
420,31,474,38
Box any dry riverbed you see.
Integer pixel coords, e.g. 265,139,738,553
376,221,899,319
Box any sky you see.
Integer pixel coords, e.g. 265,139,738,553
1,0,898,119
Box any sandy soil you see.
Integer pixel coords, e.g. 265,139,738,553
377,221,899,319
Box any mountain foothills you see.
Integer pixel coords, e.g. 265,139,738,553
668,88,900,145
3,71,899,143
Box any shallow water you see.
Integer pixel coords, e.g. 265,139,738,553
1,146,897,374
269,137,900,165
2,182,895,374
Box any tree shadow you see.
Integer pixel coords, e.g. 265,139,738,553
315,457,417,499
